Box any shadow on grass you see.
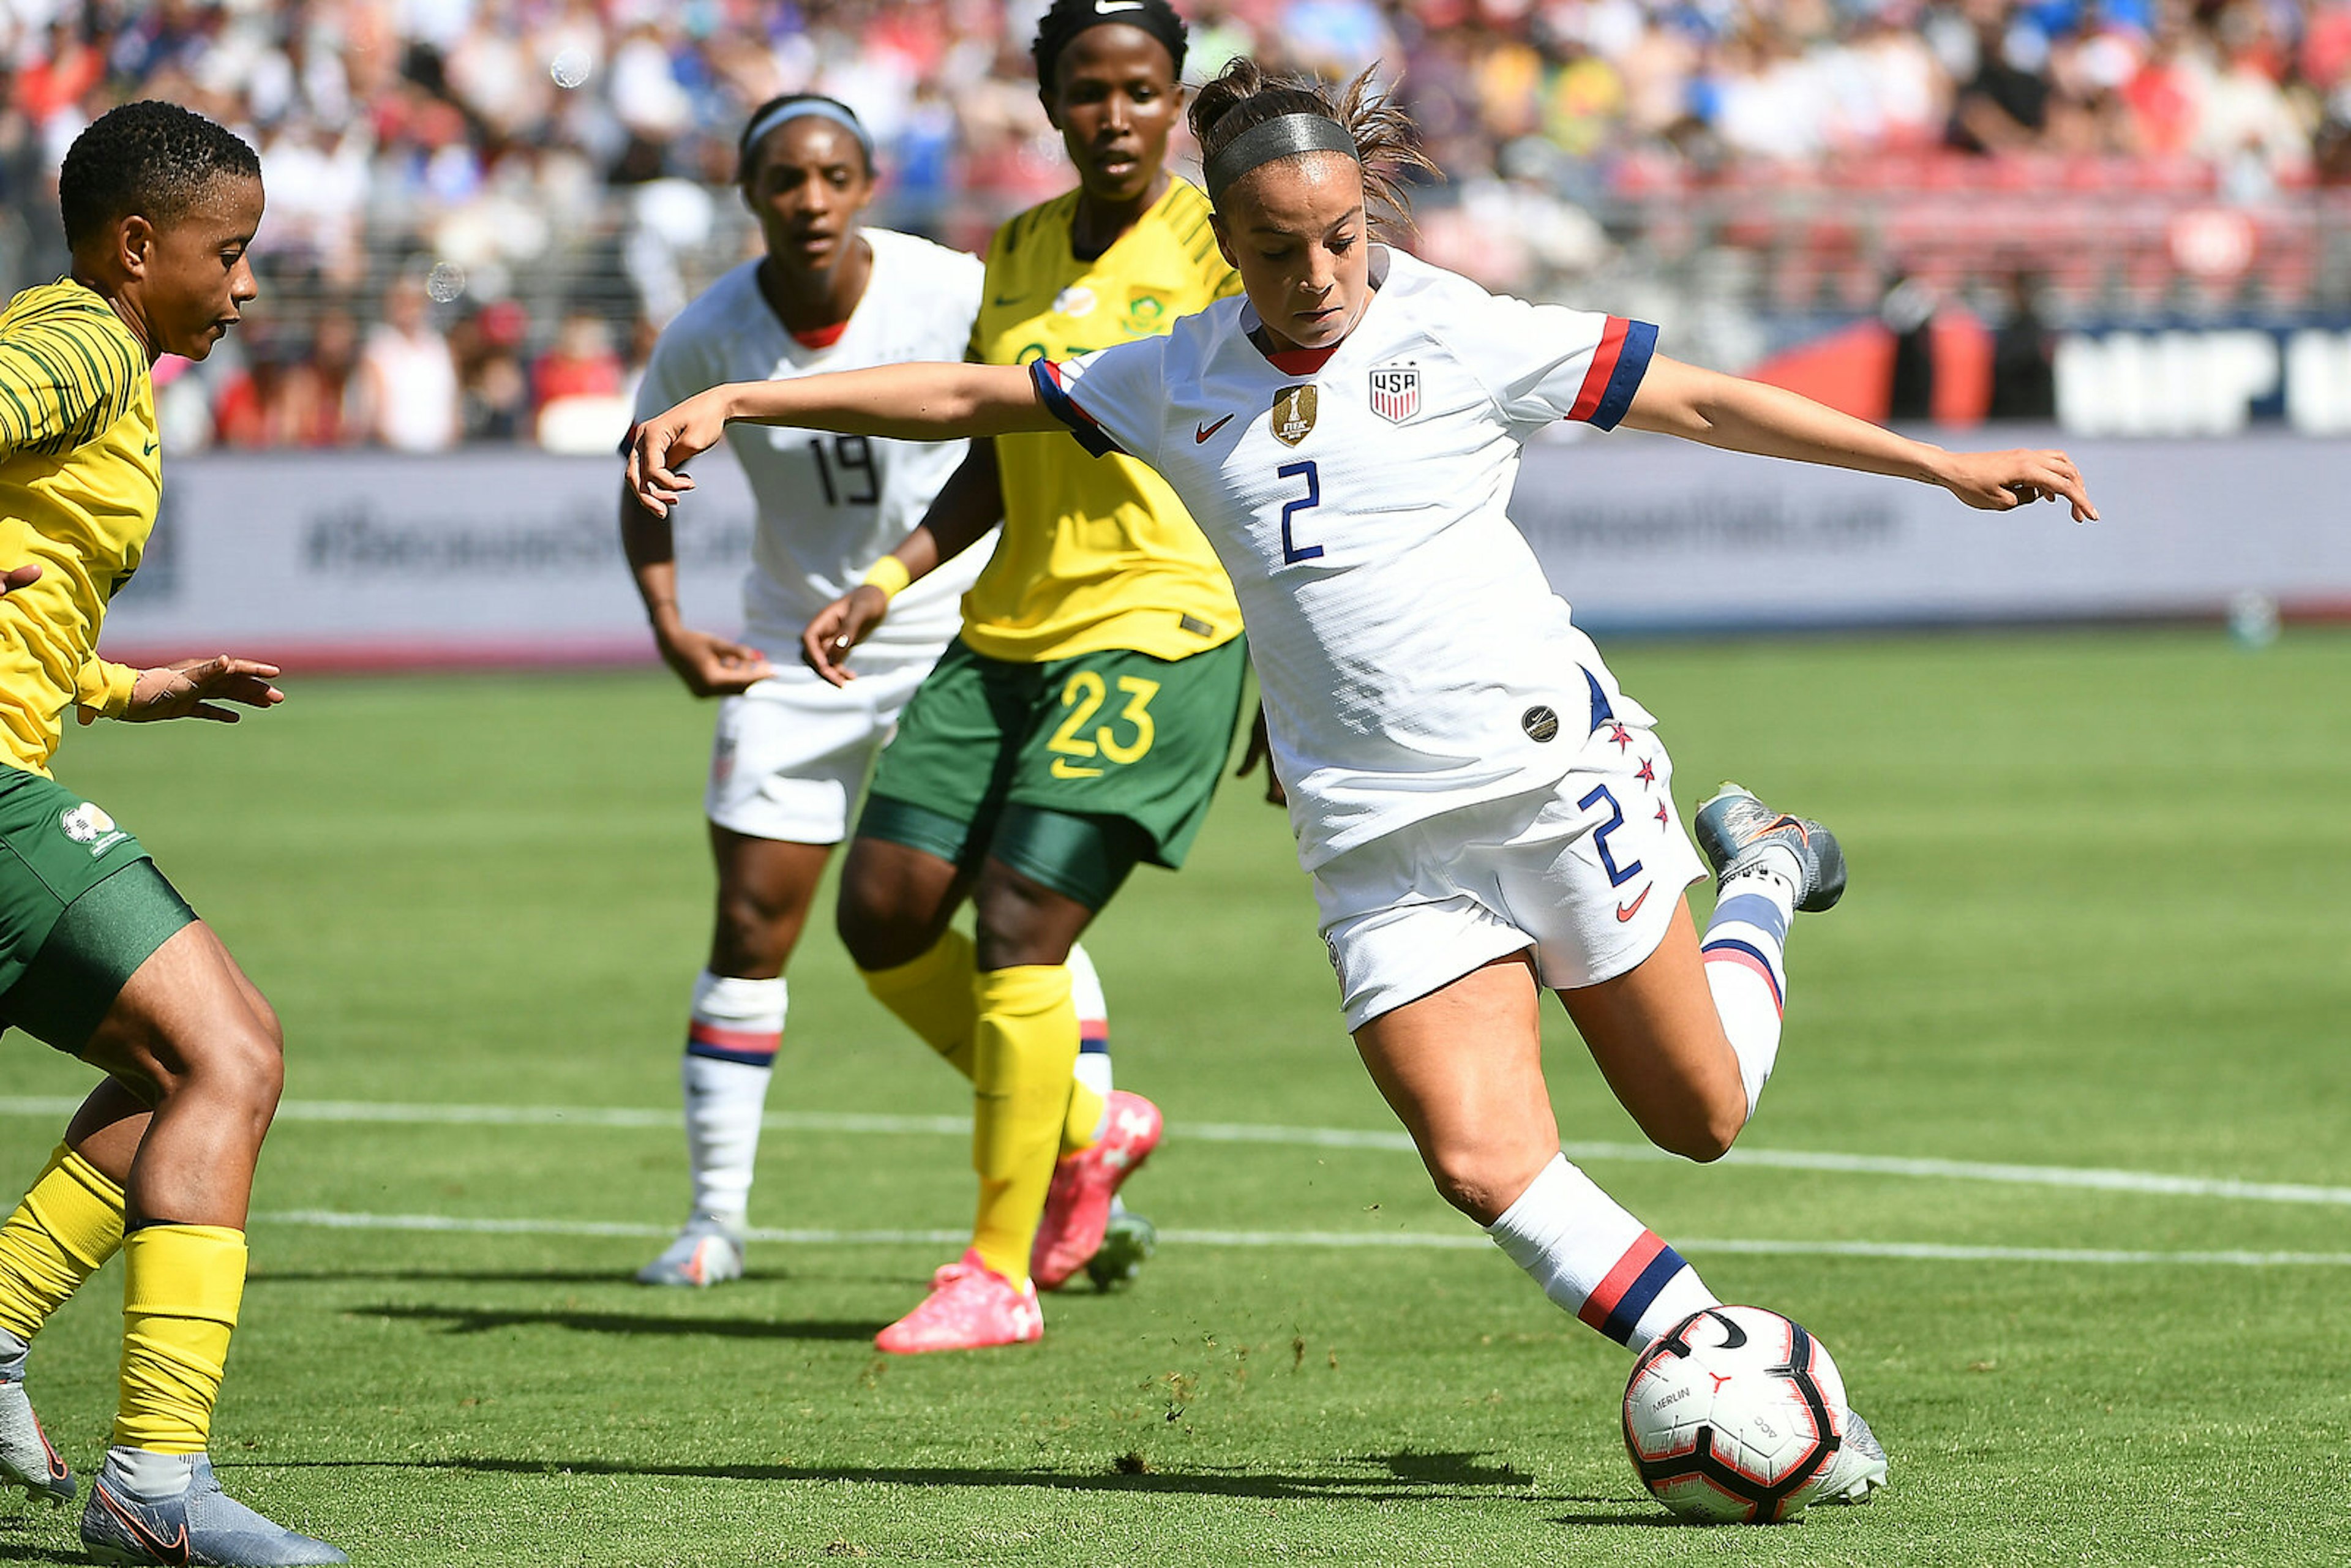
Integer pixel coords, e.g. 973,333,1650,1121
352,1304,885,1341
251,1266,940,1288
254,1451,1649,1510
252,1269,669,1286
0,1512,79,1564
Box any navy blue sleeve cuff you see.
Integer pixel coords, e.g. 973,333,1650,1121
1029,359,1123,457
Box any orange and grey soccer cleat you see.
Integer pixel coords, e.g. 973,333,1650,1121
635,1214,746,1288
875,1249,1043,1354
1692,782,1847,912
0,1377,72,1505
1031,1092,1163,1291
82,1454,345,1564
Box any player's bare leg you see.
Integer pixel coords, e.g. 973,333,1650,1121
640,831,831,1289
1352,954,1717,1354
1351,954,1558,1226
1554,902,1750,1163
69,923,344,1563
79,923,282,1228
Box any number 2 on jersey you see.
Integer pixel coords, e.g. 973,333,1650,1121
1277,460,1322,565
808,435,878,506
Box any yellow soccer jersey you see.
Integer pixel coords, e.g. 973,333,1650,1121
0,279,156,774
964,177,1244,664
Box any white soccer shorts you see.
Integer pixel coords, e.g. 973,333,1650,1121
1313,721,1709,1031
703,640,939,845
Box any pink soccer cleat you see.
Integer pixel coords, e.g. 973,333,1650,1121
874,1249,1043,1355
1031,1090,1163,1291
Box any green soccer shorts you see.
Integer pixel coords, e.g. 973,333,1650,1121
860,636,1250,905
0,766,195,1052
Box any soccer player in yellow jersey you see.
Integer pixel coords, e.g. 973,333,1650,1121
0,102,345,1564
793,0,1251,1352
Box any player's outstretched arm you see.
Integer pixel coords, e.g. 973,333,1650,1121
627,363,1053,519
1620,355,2098,522
77,656,285,727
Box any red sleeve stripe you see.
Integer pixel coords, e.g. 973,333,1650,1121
1567,316,1632,424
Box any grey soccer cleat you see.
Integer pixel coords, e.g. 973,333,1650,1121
0,1378,73,1504
82,1454,346,1565
1084,1201,1158,1293
1815,1408,1888,1506
635,1215,746,1288
1693,782,1847,912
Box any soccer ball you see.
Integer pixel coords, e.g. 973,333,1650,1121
1621,1305,1849,1524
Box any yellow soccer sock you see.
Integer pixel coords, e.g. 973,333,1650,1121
861,930,980,1079
0,1144,126,1344
1060,1081,1106,1158
114,1224,246,1455
969,964,1079,1285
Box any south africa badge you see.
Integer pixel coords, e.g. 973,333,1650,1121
1369,365,1420,424
1270,384,1318,447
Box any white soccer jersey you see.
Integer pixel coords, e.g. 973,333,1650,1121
634,228,987,650
1037,247,1662,869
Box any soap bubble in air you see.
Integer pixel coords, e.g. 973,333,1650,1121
549,48,592,89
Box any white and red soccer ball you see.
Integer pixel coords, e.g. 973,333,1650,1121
1621,1305,1850,1524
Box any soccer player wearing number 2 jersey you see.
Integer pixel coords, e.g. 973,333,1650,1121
630,58,2098,1493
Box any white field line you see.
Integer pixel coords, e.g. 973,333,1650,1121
4,1095,2347,1208
250,1209,2351,1267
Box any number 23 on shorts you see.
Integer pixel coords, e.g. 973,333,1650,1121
1048,670,1159,779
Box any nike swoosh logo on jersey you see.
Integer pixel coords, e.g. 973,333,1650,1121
1095,0,1146,11
1615,885,1652,923
141,439,158,456
1194,414,1233,443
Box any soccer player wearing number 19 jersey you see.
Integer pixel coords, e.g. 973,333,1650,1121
621,97,1126,1291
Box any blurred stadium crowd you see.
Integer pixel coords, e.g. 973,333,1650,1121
3,0,2348,449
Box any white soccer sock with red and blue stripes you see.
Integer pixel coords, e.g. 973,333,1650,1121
1068,942,1113,1142
680,970,786,1225
1488,1154,1719,1352
1701,869,1798,1117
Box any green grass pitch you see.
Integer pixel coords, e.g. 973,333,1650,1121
1,628,2345,1566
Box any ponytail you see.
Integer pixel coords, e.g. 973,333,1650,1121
1188,60,1436,234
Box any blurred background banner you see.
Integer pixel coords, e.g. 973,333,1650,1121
92,435,2344,666
102,452,757,668
1516,428,2349,631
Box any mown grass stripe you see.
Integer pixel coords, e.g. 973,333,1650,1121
7,1097,2345,1206
246,1209,2351,1267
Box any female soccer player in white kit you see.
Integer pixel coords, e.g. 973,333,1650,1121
627,61,2099,1490
620,96,1113,1287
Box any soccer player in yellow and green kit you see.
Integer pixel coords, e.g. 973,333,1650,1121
793,0,1251,1354
0,102,345,1565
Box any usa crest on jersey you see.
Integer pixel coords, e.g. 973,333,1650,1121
1368,365,1420,424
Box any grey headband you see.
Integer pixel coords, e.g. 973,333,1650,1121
1204,113,1360,201
742,100,872,162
